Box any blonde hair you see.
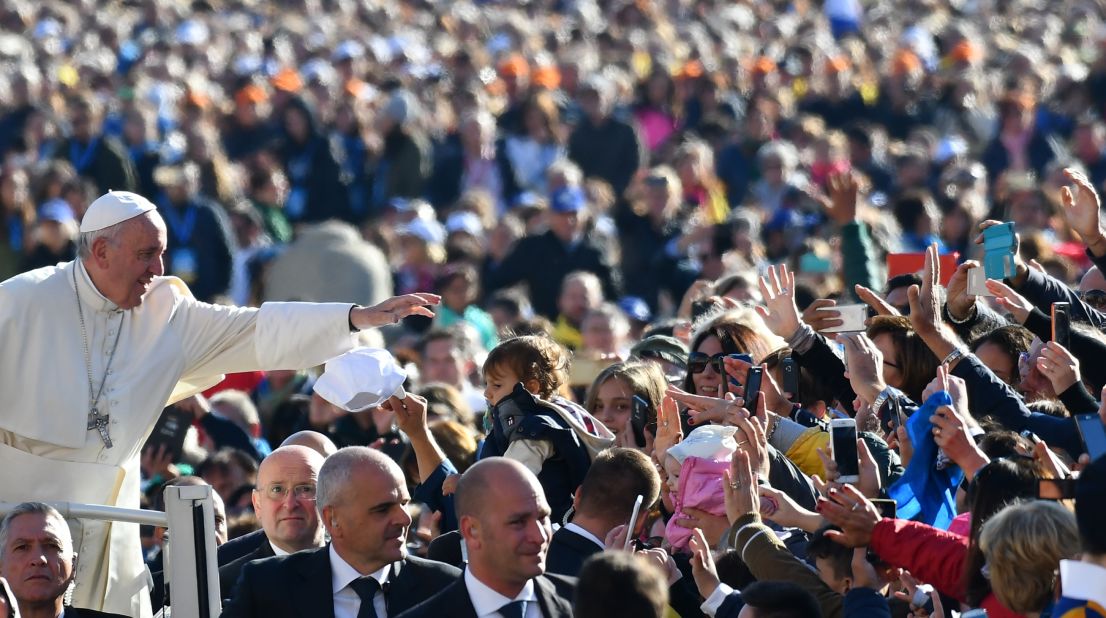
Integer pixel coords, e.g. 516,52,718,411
978,501,1079,614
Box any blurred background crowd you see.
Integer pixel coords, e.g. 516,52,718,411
5,0,1106,617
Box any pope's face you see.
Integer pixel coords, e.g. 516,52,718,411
0,512,75,607
100,214,167,309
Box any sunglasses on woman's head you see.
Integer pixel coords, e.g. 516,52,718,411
687,352,727,374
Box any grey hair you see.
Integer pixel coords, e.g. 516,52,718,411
75,210,160,259
0,502,71,560
316,447,398,512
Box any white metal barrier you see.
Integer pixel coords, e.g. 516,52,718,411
0,484,221,618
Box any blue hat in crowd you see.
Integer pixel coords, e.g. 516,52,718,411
618,296,652,323
549,186,586,213
38,198,76,225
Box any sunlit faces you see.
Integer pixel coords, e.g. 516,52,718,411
591,377,634,437
691,335,724,397
0,512,75,607
483,365,522,407
95,213,167,310
251,447,324,553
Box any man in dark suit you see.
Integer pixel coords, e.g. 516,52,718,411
396,457,575,618
217,430,338,567
545,448,659,578
0,502,128,618
221,443,460,617
219,445,328,598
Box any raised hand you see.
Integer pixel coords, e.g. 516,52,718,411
803,298,845,333
688,528,722,599
985,278,1033,324
946,261,981,321
653,396,683,465
855,284,900,317
723,449,760,524
824,172,860,225
1036,341,1081,394
666,385,745,427
756,264,803,338
907,243,943,337
1060,167,1106,253
817,484,882,548
975,219,1026,284
837,332,889,405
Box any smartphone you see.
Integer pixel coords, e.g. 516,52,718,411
744,366,764,414
630,395,650,448
1074,412,1106,461
982,221,1017,280
967,266,993,297
1020,430,1042,446
961,610,988,618
870,498,897,519
782,356,799,398
830,418,860,483
1038,477,1078,500
836,341,849,371
911,588,936,615
881,397,905,432
624,494,644,550
1052,302,1071,349
817,304,868,333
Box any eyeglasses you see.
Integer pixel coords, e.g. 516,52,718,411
688,352,727,374
260,483,317,501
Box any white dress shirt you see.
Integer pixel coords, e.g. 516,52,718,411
330,545,390,618
269,540,290,557
562,523,604,550
464,569,541,618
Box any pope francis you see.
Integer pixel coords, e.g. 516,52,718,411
0,191,439,617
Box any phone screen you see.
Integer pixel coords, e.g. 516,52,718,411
744,366,763,413
630,396,649,448
832,422,859,477
1052,302,1071,349
1037,478,1077,500
1076,413,1106,460
782,357,799,397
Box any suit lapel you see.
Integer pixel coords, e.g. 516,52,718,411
294,546,336,618
558,528,602,558
533,575,572,618
452,573,480,618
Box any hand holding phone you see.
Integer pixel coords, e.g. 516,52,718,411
816,304,868,333
1075,412,1106,461
982,221,1017,280
743,366,764,416
624,494,644,551
781,356,799,399
1052,302,1071,349
830,418,860,483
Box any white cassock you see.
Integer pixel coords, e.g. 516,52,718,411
0,259,359,617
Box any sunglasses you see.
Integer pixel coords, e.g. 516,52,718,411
688,352,727,374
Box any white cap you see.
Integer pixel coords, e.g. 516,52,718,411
79,191,158,233
666,425,740,464
313,347,408,413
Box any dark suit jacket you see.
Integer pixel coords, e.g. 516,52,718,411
218,529,268,566
545,527,602,577
220,545,460,618
394,572,575,618
218,538,275,600
62,608,129,618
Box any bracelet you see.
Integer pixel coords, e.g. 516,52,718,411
870,386,894,416
946,302,976,325
941,348,967,366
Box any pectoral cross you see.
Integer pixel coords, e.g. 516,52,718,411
87,408,113,448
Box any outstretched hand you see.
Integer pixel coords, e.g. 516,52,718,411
352,293,441,328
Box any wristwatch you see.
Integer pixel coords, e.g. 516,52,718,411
871,386,894,418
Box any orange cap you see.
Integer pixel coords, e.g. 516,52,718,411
271,68,303,93
825,55,851,74
891,49,923,75
752,56,777,75
676,60,704,80
949,40,980,64
497,54,530,79
531,65,561,89
235,84,267,106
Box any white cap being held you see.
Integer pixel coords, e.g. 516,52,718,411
79,191,157,233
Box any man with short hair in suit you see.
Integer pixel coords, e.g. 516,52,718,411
221,432,460,617
545,448,660,578
219,445,327,599
0,502,127,618
396,457,574,618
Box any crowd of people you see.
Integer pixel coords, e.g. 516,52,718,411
3,0,1106,616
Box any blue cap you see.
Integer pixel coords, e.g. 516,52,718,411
549,186,587,214
38,198,76,224
618,296,652,323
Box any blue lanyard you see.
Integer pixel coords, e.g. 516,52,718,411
69,137,101,173
161,202,199,245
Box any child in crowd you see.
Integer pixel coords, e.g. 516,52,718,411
479,335,614,522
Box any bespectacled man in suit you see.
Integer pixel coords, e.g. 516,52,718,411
396,457,575,618
221,419,460,618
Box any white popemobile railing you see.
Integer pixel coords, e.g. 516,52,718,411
0,484,221,618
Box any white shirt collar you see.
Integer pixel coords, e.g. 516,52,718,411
269,540,290,557
1059,559,1106,609
329,544,390,595
563,522,605,550
72,259,120,313
464,568,537,618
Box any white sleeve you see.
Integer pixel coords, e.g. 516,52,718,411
503,439,554,475
700,583,736,618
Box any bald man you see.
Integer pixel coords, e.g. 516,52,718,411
219,446,326,599
397,457,575,618
222,446,460,618
217,432,338,568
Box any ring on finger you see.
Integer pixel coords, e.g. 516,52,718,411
850,502,862,511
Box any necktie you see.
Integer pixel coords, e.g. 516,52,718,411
497,600,526,618
349,576,381,618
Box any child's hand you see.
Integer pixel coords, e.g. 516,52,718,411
442,473,460,496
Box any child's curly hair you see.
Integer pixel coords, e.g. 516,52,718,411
482,335,569,399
